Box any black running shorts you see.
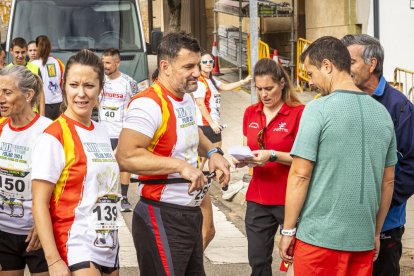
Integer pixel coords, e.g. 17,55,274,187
110,138,119,151
69,261,119,274
132,198,205,276
0,229,48,273
199,125,222,144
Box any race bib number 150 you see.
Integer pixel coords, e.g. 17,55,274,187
0,168,31,199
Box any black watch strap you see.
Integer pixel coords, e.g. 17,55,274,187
269,150,277,162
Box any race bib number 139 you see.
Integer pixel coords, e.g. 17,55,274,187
91,194,122,231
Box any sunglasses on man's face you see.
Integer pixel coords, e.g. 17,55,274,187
201,60,214,65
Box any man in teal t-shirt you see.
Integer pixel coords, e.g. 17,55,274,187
278,36,397,276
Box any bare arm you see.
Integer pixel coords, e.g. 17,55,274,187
279,157,314,263
198,128,231,187
217,75,251,91
198,127,214,158
250,150,293,166
195,98,221,133
116,128,207,193
372,165,395,261
116,128,191,175
283,157,314,228
376,166,395,235
32,179,70,275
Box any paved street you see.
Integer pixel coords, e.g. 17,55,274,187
117,64,414,275
21,60,414,275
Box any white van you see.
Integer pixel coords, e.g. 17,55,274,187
6,0,150,90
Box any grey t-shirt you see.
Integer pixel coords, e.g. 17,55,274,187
291,90,397,251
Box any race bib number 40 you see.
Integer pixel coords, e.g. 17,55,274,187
91,194,122,231
0,167,31,199
99,106,121,122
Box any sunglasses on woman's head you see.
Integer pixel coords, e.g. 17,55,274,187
201,60,214,65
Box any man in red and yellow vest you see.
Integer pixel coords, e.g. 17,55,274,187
116,32,231,276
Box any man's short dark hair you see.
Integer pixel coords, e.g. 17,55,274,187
341,34,384,76
102,48,121,60
300,36,351,74
11,37,27,49
157,32,200,66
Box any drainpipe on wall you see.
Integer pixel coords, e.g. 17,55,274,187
373,0,379,39
249,0,258,104
148,0,153,36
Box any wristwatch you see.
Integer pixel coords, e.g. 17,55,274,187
281,228,297,236
207,147,224,158
269,150,278,162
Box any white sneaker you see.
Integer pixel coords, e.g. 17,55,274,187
222,180,244,200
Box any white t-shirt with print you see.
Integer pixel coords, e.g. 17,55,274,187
193,77,221,125
99,73,139,138
32,115,120,267
0,115,51,235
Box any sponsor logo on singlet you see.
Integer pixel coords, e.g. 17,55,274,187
273,122,288,133
176,106,195,128
84,142,116,163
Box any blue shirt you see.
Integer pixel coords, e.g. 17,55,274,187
374,76,411,231
382,203,406,232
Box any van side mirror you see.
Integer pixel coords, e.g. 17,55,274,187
149,29,163,55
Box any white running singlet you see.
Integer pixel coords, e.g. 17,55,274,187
0,114,51,235
99,73,139,138
32,56,65,104
125,81,208,207
31,114,120,267
193,76,221,126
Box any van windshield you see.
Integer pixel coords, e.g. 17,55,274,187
10,0,143,51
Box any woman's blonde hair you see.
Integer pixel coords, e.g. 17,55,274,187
0,65,42,107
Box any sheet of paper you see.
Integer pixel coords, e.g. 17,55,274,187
228,146,255,161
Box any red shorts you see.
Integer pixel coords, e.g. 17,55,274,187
293,239,374,276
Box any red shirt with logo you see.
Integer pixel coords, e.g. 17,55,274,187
243,102,304,205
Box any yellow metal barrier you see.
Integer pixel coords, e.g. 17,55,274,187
296,38,312,91
393,67,414,103
0,3,11,26
247,35,270,75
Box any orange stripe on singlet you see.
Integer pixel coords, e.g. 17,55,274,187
198,76,212,126
0,117,10,136
44,115,87,264
55,57,65,87
128,81,178,201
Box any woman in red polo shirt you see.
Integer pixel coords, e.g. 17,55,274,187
234,58,304,275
